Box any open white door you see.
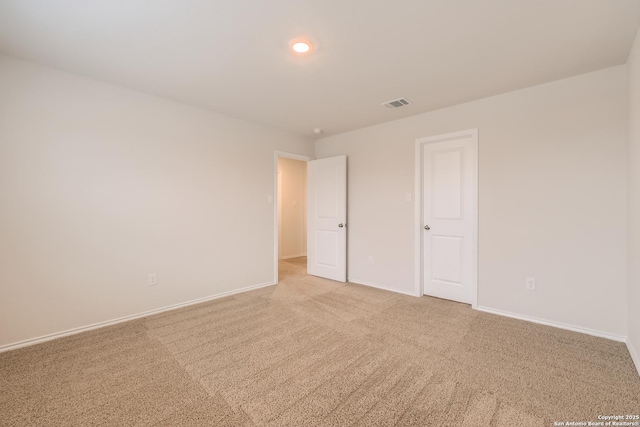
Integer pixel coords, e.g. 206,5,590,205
307,155,347,282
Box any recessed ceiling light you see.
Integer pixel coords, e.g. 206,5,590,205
292,42,310,53
289,38,313,55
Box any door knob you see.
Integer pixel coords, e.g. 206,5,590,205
424,225,430,230
338,223,345,228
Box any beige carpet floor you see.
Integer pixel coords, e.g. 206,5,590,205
1,257,639,426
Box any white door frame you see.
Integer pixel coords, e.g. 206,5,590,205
274,151,314,284
413,129,478,308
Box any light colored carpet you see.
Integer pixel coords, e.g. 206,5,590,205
1,257,638,426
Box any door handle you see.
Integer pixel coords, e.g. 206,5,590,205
338,223,345,228
424,225,430,230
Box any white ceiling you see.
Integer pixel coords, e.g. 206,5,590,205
1,1,639,137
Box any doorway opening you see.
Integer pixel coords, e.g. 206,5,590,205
274,152,311,284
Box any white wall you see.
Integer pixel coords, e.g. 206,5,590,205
0,55,313,348
0,52,632,351
628,29,640,372
278,158,307,259
316,66,628,338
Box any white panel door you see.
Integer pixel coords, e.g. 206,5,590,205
422,133,477,304
307,155,347,282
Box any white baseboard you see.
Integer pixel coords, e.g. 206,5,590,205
280,253,307,260
0,280,276,354
627,338,640,377
476,306,627,343
348,277,417,297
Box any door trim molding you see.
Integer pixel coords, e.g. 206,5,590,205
414,129,478,307
273,151,313,284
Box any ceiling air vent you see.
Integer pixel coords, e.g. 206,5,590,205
381,98,410,109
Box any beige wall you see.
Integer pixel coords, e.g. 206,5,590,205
0,55,314,348
316,66,628,338
278,158,307,259
627,28,640,371
0,51,634,355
